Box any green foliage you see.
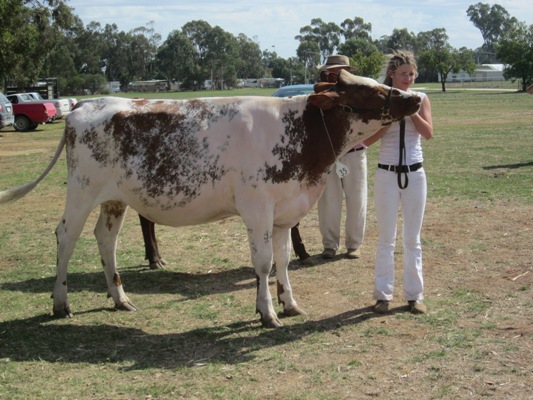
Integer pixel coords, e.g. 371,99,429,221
496,22,533,91
0,0,74,87
349,52,385,79
467,2,518,54
418,29,478,91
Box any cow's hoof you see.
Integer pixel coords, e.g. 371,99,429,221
281,306,308,317
149,261,162,270
261,315,283,328
115,301,138,312
53,306,73,318
149,258,168,270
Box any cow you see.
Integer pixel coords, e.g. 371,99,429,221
0,71,421,328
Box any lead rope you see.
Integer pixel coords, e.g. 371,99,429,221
397,119,408,189
320,109,349,179
320,109,336,156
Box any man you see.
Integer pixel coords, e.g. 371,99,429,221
317,55,368,260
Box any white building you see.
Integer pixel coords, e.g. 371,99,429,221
445,64,505,82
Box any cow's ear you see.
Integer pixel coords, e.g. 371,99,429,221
307,92,338,110
313,82,334,93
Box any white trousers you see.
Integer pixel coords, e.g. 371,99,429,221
373,168,426,302
318,149,367,251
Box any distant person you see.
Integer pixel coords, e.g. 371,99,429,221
316,55,368,260
363,50,433,315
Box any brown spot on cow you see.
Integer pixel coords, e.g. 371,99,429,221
78,100,238,208
262,105,351,185
100,201,126,231
113,273,122,286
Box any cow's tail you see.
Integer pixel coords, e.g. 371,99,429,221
0,133,66,204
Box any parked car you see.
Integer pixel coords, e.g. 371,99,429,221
7,92,69,119
272,84,315,98
11,102,57,132
0,92,15,129
26,92,71,118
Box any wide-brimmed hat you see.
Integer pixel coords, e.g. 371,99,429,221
317,54,357,72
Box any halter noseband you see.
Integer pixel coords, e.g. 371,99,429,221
337,87,394,121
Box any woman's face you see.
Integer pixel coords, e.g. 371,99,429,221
391,64,417,91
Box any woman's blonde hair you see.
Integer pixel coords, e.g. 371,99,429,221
383,50,418,86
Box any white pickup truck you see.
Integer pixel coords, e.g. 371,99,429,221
7,92,70,119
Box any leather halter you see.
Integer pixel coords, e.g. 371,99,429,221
336,87,394,122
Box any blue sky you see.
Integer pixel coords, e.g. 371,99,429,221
68,0,533,59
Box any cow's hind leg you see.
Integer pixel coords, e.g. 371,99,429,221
94,201,137,312
53,203,94,317
273,226,307,318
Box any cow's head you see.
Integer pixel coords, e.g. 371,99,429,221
307,70,421,123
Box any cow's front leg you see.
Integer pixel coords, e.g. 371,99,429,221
273,226,307,318
95,201,137,312
246,223,281,328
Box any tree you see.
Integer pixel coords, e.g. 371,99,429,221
378,28,417,53
418,28,475,91
496,22,533,91
0,0,75,87
182,20,216,89
236,34,264,79
181,21,242,90
295,18,342,63
74,21,107,75
337,35,384,79
467,3,518,57
350,52,386,79
156,30,197,89
101,24,128,84
129,21,161,78
204,26,240,89
340,17,372,41
296,41,321,83
338,37,378,57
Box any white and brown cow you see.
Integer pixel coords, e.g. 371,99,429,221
0,71,420,328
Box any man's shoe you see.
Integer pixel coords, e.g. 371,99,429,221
373,300,389,314
321,248,336,259
346,248,361,259
408,300,427,314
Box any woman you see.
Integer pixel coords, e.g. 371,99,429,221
364,51,433,314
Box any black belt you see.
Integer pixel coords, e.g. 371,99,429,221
378,162,423,173
347,147,365,153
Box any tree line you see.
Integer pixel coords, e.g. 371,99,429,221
1,1,532,94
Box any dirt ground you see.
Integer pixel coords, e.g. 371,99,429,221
0,130,532,399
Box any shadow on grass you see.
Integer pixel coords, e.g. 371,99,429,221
483,161,533,170
0,265,257,298
3,253,331,299
0,305,385,370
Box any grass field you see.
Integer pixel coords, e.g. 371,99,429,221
0,85,532,399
